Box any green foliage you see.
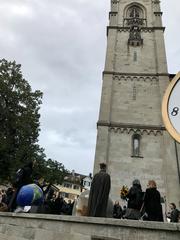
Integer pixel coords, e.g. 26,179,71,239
0,59,68,184
33,158,69,185
0,59,43,181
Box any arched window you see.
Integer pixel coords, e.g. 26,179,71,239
124,5,145,46
132,134,141,157
124,4,146,28
127,6,143,19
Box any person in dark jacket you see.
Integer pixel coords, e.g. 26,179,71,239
5,188,14,206
144,180,163,222
113,201,123,219
167,203,179,223
53,193,64,215
17,161,35,187
124,179,143,220
65,200,74,215
8,160,36,211
87,163,111,217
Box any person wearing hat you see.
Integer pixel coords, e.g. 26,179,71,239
87,163,111,217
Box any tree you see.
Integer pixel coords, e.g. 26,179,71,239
34,158,69,185
0,59,69,185
32,154,69,185
0,59,43,181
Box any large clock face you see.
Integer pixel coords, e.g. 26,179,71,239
162,72,180,143
168,79,180,134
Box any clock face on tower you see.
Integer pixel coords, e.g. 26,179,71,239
162,72,180,143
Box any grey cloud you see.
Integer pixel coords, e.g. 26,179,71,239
0,0,179,174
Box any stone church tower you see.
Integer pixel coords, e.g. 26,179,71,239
94,0,180,207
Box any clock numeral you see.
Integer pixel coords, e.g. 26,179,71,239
171,107,179,116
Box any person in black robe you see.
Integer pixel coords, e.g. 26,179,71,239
144,180,163,222
87,163,111,217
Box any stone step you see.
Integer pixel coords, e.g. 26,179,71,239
0,232,29,240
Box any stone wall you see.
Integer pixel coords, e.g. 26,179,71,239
111,76,162,125
0,213,180,240
108,131,165,200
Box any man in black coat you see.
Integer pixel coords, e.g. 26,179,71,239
87,163,111,217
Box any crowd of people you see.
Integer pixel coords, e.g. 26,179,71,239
87,163,180,222
0,161,180,223
0,184,74,215
0,160,74,215
113,179,180,223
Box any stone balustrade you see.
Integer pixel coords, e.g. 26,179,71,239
0,212,180,240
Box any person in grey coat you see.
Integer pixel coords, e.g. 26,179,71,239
87,163,111,217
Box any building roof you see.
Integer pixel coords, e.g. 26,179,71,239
54,185,81,195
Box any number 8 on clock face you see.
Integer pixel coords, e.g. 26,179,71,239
162,72,180,143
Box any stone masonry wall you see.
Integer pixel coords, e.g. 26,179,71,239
0,213,180,240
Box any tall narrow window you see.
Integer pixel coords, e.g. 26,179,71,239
134,51,137,61
132,134,141,157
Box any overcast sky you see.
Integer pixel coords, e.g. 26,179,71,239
0,0,179,175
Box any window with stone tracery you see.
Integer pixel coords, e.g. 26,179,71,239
124,5,145,46
125,5,145,27
127,6,143,19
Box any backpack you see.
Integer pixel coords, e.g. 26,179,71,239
128,188,143,210
134,191,144,209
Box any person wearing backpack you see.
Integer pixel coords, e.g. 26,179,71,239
14,160,36,188
8,160,36,211
124,179,143,220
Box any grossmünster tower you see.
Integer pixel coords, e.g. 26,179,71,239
94,0,180,206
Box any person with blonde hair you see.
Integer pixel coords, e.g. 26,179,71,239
143,180,163,222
